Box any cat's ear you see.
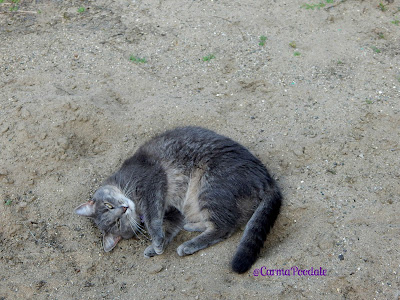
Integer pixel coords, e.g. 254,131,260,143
103,233,122,252
75,200,96,217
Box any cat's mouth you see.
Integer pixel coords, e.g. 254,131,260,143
121,197,135,213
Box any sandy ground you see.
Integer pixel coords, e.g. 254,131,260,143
1,0,399,299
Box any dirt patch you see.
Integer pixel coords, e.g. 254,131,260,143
1,0,399,299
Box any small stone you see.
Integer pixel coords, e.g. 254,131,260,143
84,281,94,288
0,125,9,134
57,137,69,150
17,201,27,211
338,254,344,261
3,177,14,184
147,264,164,274
93,146,102,154
16,123,25,131
78,115,89,122
293,147,305,157
20,108,31,119
168,285,176,292
69,102,79,111
36,280,46,291
29,220,39,227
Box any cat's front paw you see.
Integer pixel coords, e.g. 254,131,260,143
152,237,165,255
144,245,158,258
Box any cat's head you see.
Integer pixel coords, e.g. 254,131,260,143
75,185,141,252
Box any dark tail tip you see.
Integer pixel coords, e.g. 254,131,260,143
231,250,256,273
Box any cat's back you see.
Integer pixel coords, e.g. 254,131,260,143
142,126,236,156
138,126,260,168
157,126,226,144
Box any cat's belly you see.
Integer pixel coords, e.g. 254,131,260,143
182,168,205,223
166,167,205,224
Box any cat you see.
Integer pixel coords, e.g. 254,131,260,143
75,126,282,273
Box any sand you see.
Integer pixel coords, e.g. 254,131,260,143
1,0,399,299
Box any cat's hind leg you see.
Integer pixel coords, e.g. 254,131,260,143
177,222,233,256
144,207,184,257
177,179,240,256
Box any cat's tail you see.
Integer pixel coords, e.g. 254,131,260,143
231,188,282,274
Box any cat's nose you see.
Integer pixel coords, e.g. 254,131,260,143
121,206,128,213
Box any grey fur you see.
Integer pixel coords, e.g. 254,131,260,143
75,126,282,273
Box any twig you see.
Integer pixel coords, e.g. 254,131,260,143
212,15,246,42
325,0,347,10
0,10,37,14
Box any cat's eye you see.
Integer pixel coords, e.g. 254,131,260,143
104,203,114,209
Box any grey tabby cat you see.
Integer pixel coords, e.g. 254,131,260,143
75,126,282,273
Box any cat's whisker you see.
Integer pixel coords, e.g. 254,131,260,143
131,220,146,236
123,187,130,197
122,175,135,196
128,218,140,234
126,189,134,198
127,215,149,240
128,221,141,240
130,217,147,236
124,214,139,236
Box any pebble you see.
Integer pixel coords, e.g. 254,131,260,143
78,115,89,122
57,137,69,150
0,125,9,134
20,108,31,119
293,146,305,157
147,264,164,274
16,123,25,131
69,102,79,111
35,280,46,291
27,195,37,203
93,146,102,154
17,201,27,211
3,177,14,184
